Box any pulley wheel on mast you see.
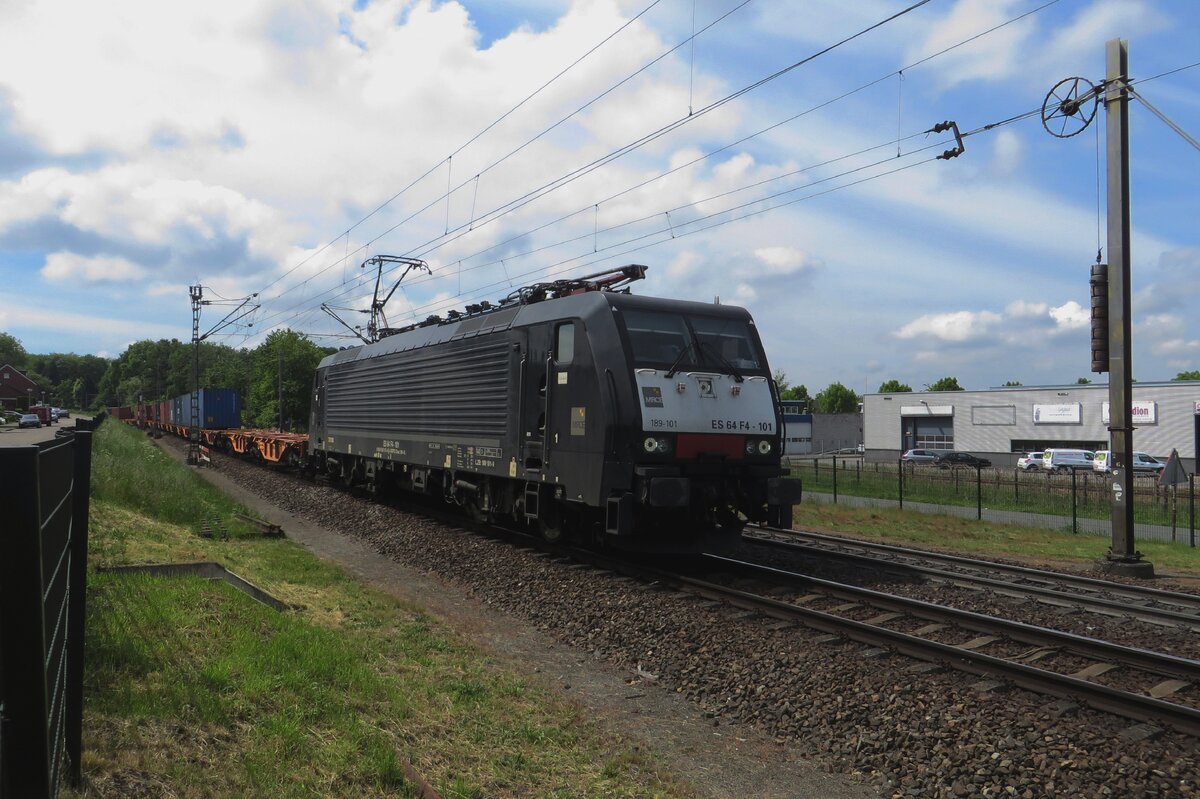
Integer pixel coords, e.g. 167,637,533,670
1041,77,1100,138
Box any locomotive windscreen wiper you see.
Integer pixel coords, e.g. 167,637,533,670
697,340,745,383
664,341,697,378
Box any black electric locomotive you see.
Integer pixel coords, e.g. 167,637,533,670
307,266,799,549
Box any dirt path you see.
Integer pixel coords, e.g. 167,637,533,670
159,443,873,799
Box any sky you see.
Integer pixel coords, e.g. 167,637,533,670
0,0,1198,393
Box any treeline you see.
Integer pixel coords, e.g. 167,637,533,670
1,330,333,431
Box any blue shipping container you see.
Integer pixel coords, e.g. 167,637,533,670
197,388,241,429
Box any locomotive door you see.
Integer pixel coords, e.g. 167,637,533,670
520,324,553,472
544,320,604,503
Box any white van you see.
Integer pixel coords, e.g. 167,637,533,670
1042,449,1095,474
1093,450,1166,474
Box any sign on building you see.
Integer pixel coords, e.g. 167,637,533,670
1101,401,1157,425
1032,403,1082,424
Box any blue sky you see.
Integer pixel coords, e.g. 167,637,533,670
1,0,1198,392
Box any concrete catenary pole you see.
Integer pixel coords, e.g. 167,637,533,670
1103,38,1152,578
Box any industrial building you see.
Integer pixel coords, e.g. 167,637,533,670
863,381,1200,471
780,402,862,456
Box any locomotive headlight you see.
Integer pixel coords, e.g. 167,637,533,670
644,436,670,454
757,439,772,455
745,440,757,455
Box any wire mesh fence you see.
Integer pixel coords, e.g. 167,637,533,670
787,457,1198,546
0,419,96,799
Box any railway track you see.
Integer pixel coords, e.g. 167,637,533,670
744,527,1200,631
594,550,1200,738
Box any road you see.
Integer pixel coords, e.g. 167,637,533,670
0,415,94,446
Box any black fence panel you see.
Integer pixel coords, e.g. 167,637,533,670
789,456,1198,545
0,423,93,799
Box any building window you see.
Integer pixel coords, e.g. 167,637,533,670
915,433,954,449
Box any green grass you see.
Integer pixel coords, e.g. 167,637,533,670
787,501,1200,575
70,420,695,798
91,421,259,536
791,459,1194,528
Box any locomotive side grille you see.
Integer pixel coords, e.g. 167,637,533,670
325,337,511,437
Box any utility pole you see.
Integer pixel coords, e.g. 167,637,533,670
188,285,259,466
1040,39,1153,577
277,344,284,432
1101,38,1152,577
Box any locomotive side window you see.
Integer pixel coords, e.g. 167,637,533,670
621,309,696,368
556,323,575,365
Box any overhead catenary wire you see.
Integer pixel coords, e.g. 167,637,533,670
252,127,955,332
252,0,668,297
248,0,936,329
265,103,1040,332
256,0,760,314
240,0,1072,343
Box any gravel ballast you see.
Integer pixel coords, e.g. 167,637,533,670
171,441,1198,798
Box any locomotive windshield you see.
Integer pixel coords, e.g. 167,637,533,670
620,308,762,371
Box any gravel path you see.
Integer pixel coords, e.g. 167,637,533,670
175,441,1199,798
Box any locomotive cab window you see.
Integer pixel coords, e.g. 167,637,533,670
621,309,696,368
620,309,763,372
691,316,761,370
555,322,575,365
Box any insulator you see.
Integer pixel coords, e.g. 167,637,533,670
1090,262,1109,373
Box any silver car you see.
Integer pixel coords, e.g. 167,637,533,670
901,448,942,465
1016,452,1044,471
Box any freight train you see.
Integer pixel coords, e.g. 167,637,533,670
118,266,800,551
308,266,799,550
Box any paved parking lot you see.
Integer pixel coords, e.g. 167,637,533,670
0,415,94,446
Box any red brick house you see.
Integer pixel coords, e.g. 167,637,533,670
0,364,39,410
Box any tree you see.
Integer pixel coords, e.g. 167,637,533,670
814,382,859,413
781,383,811,405
0,332,27,367
1174,370,1200,381
924,376,964,392
248,330,332,430
1002,380,1023,387
1076,377,1092,384
877,379,912,393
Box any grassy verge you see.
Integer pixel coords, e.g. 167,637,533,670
791,460,1192,528
71,420,693,798
788,501,1200,575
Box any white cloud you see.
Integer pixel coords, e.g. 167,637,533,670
1006,299,1048,318
0,303,180,339
895,310,1002,342
42,252,146,282
752,245,818,276
1048,300,1088,333
905,0,1034,88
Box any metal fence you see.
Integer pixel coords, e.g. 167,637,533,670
0,418,96,798
788,457,1198,545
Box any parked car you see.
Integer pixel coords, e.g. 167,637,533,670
901,448,942,465
19,413,41,429
1093,450,1166,474
1042,449,1095,474
1016,452,1044,471
54,407,69,419
935,452,992,468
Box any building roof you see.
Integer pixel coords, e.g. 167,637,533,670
0,364,39,396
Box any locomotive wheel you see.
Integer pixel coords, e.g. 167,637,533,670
539,519,563,543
